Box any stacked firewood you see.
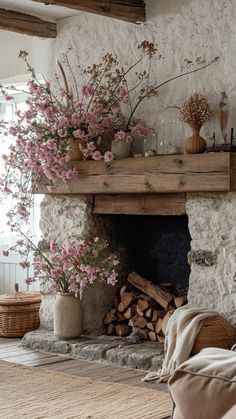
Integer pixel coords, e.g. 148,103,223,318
104,271,187,341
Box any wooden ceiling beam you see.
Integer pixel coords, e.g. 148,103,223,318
32,0,146,24
0,8,57,38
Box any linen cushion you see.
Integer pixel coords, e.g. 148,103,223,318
168,347,236,419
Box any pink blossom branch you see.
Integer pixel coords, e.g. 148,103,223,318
126,57,219,129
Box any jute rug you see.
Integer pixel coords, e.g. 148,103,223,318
0,360,172,419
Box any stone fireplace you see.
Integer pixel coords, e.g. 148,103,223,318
21,153,236,369
36,153,236,331
38,194,236,334
39,195,192,331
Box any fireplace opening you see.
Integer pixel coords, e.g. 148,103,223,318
106,214,191,296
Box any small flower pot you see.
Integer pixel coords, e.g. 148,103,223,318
54,292,82,339
69,139,83,161
111,141,131,158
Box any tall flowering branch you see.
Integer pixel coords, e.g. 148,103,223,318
4,233,119,293
0,41,160,233
0,45,219,236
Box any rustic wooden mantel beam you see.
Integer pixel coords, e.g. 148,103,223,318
35,153,236,196
32,0,146,23
0,8,57,38
93,194,187,216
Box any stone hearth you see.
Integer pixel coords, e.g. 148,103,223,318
22,330,164,371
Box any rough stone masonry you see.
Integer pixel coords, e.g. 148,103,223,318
39,192,236,331
187,193,236,326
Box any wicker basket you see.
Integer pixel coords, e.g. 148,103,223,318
192,315,236,355
0,289,41,337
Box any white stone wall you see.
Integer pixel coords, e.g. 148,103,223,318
51,0,236,150
39,195,93,245
186,193,236,325
40,1,236,329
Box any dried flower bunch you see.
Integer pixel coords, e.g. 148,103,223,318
179,93,212,129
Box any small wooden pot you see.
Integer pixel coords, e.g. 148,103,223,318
69,139,83,161
185,127,206,154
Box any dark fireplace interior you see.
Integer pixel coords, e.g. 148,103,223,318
107,214,191,296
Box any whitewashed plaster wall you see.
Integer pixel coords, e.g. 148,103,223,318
52,0,236,150
34,0,236,330
39,1,236,329
0,30,52,81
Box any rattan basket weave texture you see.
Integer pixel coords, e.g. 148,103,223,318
192,315,236,355
0,291,41,337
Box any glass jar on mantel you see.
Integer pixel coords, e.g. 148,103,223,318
131,128,157,157
157,107,185,155
142,128,158,155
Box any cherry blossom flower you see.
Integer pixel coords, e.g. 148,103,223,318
87,141,96,151
50,241,57,252
20,261,30,269
114,130,133,143
9,235,119,293
73,129,86,139
104,151,114,163
82,85,95,97
131,123,149,137
118,86,127,97
0,42,159,246
92,150,102,161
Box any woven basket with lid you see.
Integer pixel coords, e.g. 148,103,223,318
0,285,41,337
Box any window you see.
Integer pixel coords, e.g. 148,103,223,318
0,86,41,292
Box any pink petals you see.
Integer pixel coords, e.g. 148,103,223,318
131,122,149,137
81,85,95,97
114,130,133,143
104,151,114,163
31,237,118,293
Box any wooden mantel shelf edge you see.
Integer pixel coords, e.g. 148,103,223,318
34,153,236,216
35,152,236,195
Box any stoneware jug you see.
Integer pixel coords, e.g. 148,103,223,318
111,140,131,158
54,292,82,339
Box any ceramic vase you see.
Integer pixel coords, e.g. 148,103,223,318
111,141,131,158
54,292,82,339
185,126,206,154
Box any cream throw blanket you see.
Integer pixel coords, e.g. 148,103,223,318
143,306,219,383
